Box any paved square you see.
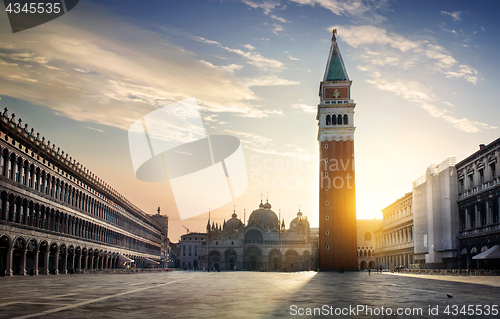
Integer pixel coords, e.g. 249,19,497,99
1,272,499,318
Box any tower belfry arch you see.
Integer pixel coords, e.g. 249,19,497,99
317,29,358,271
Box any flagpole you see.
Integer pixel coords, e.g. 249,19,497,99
243,209,246,271
279,209,281,271
208,209,210,272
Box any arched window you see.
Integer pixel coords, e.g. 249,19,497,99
365,232,372,241
343,114,348,125
331,114,337,125
326,114,331,125
337,114,342,125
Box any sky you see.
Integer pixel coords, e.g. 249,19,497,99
0,0,499,241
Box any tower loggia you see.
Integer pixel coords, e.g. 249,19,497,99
317,29,358,271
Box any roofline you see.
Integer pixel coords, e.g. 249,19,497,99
456,137,500,168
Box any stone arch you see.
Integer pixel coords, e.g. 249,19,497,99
326,114,331,126
37,240,48,275
268,249,282,270
58,243,67,274
245,229,264,244
284,249,299,271
25,238,38,275
360,260,367,269
245,246,262,271
48,242,59,274
0,234,12,276
0,191,7,220
1,148,9,177
81,247,88,271
303,251,311,269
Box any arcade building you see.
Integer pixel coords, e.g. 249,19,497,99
0,108,166,276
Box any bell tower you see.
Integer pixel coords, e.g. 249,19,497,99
317,29,358,271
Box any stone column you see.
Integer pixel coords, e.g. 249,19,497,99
76,255,81,272
53,252,59,275
43,251,49,275
20,248,27,276
473,204,478,228
2,153,10,177
465,207,470,229
70,254,75,273
10,157,17,180
5,248,13,276
90,256,94,270
62,254,67,274
486,201,492,225
34,250,39,275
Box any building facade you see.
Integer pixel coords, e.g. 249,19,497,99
456,140,500,269
179,232,207,270
150,207,170,268
357,219,382,270
374,192,414,270
317,29,358,271
412,158,459,269
0,109,165,276
199,201,313,271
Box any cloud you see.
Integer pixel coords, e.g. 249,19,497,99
366,77,496,133
332,24,495,132
224,129,314,160
271,23,285,35
289,0,389,24
192,35,285,70
270,14,290,23
240,44,256,50
333,25,481,84
199,60,244,74
292,103,316,114
441,11,462,21
0,3,297,129
245,75,300,86
240,0,281,14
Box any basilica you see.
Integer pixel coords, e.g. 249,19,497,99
196,200,314,271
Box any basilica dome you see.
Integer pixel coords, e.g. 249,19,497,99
289,209,310,234
248,200,279,230
224,211,243,232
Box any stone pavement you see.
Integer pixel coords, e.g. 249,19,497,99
0,271,499,318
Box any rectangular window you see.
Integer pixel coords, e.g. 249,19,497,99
468,174,474,188
479,169,484,184
491,163,496,180
458,179,464,193
493,198,499,224
459,210,466,230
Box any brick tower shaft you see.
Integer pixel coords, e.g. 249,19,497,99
317,29,358,271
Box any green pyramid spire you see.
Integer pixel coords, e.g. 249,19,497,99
323,30,349,82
